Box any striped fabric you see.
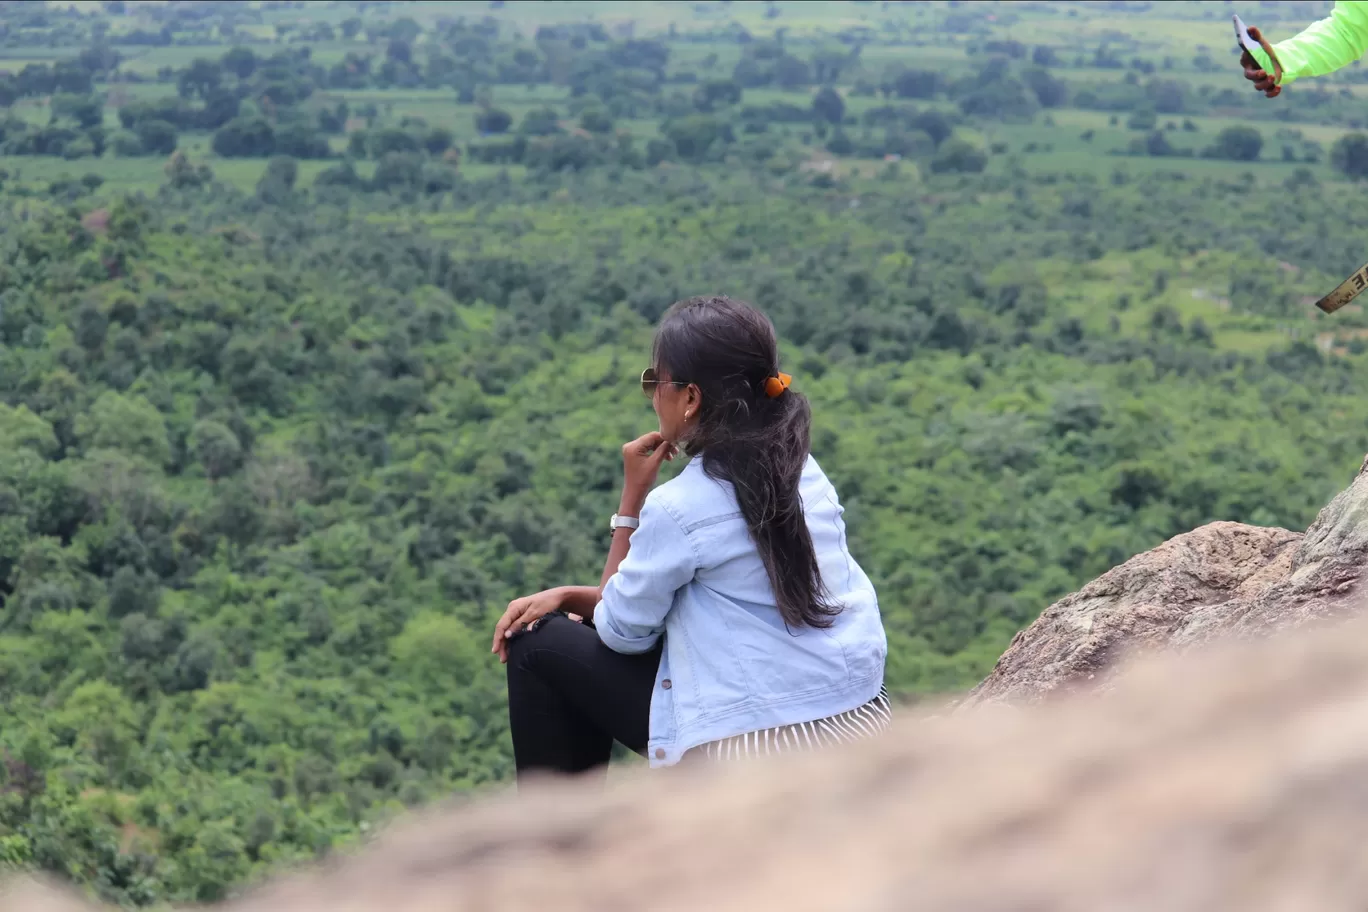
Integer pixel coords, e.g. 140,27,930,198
687,685,893,762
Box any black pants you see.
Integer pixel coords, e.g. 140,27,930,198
505,612,662,781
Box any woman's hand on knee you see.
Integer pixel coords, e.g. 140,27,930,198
492,588,566,663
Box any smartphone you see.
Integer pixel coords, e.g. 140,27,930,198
1233,14,1284,82
1233,14,1261,56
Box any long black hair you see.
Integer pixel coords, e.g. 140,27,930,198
652,295,840,630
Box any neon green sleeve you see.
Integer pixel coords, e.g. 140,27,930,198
1250,0,1368,85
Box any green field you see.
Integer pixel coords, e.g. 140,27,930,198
1,1,1358,195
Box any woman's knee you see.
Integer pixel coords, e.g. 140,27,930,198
505,612,571,670
504,622,541,672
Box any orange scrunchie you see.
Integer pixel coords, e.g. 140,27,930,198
764,372,792,398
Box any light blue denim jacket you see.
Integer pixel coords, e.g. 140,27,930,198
594,454,887,768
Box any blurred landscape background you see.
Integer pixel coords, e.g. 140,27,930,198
0,0,1366,905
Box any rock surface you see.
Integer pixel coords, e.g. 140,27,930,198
8,601,1368,912
5,457,1368,912
965,456,1368,706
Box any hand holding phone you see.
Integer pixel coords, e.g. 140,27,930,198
1234,15,1284,97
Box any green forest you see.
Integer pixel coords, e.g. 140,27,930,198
1,0,1367,906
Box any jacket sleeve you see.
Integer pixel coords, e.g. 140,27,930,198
594,494,698,655
1251,0,1368,86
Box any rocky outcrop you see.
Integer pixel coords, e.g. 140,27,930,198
6,458,1368,912
9,599,1368,912
965,456,1368,706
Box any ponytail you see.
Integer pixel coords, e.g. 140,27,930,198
652,296,839,629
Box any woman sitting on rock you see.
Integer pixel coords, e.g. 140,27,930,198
492,294,889,780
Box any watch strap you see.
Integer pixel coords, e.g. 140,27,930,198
609,513,640,533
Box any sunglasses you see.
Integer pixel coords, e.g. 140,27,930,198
640,367,689,398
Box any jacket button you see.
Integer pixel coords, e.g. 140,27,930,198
661,679,672,690
655,748,666,760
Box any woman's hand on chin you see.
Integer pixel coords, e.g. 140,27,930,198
492,588,566,663
621,431,677,511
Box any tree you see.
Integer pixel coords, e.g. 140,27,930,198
883,128,935,157
78,44,122,76
73,391,171,467
367,127,420,157
579,106,614,134
164,150,213,188
177,58,222,101
891,69,939,99
475,107,512,134
1144,130,1173,157
61,136,97,161
693,78,742,112
911,110,953,146
108,565,159,618
1330,132,1368,179
958,76,1037,120
1022,67,1067,108
825,128,854,155
811,46,853,84
518,107,562,136
1204,125,1263,162
212,116,275,157
257,157,300,207
930,137,988,174
391,612,483,693
52,60,93,94
221,46,257,80
1126,107,1157,131
386,39,412,65
774,53,812,88
273,124,331,159
662,114,733,162
370,151,425,192
423,126,454,154
106,194,150,245
191,419,245,478
0,404,58,455
1148,78,1186,113
317,101,349,134
135,118,178,155
811,86,844,125
56,680,139,780
50,93,104,128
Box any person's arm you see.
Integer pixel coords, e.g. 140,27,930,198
593,494,697,655
552,521,637,619
491,431,677,661
490,514,653,660
550,513,636,620
551,436,674,620
553,585,603,617
1250,0,1368,86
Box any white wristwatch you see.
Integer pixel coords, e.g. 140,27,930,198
609,513,640,534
